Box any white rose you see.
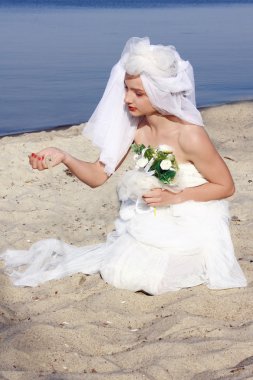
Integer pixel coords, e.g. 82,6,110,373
136,157,149,168
158,144,173,152
160,159,172,170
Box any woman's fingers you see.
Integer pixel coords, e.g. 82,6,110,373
143,188,177,206
143,188,161,197
29,152,47,170
143,188,162,204
29,153,38,169
28,147,65,171
37,156,46,171
147,188,161,195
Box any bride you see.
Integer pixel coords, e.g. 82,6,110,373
1,37,247,294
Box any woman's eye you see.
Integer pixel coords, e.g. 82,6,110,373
136,93,143,97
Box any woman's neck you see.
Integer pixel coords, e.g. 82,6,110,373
145,113,184,134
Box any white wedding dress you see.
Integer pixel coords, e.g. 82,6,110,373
1,163,247,295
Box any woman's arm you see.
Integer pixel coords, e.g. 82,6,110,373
179,125,235,201
29,148,109,188
143,126,235,206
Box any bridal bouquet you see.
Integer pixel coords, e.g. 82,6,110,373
131,143,178,184
117,144,180,205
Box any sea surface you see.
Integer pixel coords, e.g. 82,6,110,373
0,0,253,135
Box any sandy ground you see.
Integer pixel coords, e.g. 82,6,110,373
0,101,253,380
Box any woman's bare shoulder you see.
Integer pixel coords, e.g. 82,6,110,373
178,124,213,154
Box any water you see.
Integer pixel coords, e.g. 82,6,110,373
0,1,253,136
1,0,253,6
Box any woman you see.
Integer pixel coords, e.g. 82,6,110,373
1,37,247,294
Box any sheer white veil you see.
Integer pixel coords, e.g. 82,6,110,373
83,37,203,175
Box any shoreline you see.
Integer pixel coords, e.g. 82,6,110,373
1,98,253,138
198,97,253,111
0,101,253,379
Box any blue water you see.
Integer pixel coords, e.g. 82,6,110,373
1,0,253,7
0,1,253,136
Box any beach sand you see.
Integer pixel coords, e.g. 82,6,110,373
0,102,252,380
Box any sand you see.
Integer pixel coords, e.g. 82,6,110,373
0,101,253,380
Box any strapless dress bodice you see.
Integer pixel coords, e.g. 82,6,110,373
117,162,207,204
173,162,207,188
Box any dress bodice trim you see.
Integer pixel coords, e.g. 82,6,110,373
176,162,207,188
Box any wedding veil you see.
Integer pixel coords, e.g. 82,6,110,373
83,37,203,175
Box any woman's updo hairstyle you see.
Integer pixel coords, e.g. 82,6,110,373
124,41,179,78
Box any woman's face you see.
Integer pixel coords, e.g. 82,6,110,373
124,74,156,117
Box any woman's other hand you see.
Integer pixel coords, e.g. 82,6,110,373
142,188,182,207
28,147,67,171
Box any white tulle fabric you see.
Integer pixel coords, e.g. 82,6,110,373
83,37,203,175
83,61,138,175
0,164,247,294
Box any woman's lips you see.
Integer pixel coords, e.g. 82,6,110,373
128,106,137,111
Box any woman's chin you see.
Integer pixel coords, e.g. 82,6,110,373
128,108,143,117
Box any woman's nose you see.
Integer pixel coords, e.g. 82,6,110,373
124,90,132,104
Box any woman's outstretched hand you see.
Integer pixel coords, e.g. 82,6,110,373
28,147,67,170
28,147,109,188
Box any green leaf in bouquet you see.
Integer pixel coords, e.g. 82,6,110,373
144,147,155,160
156,151,170,161
131,143,145,155
159,170,177,184
171,157,179,170
149,159,162,173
